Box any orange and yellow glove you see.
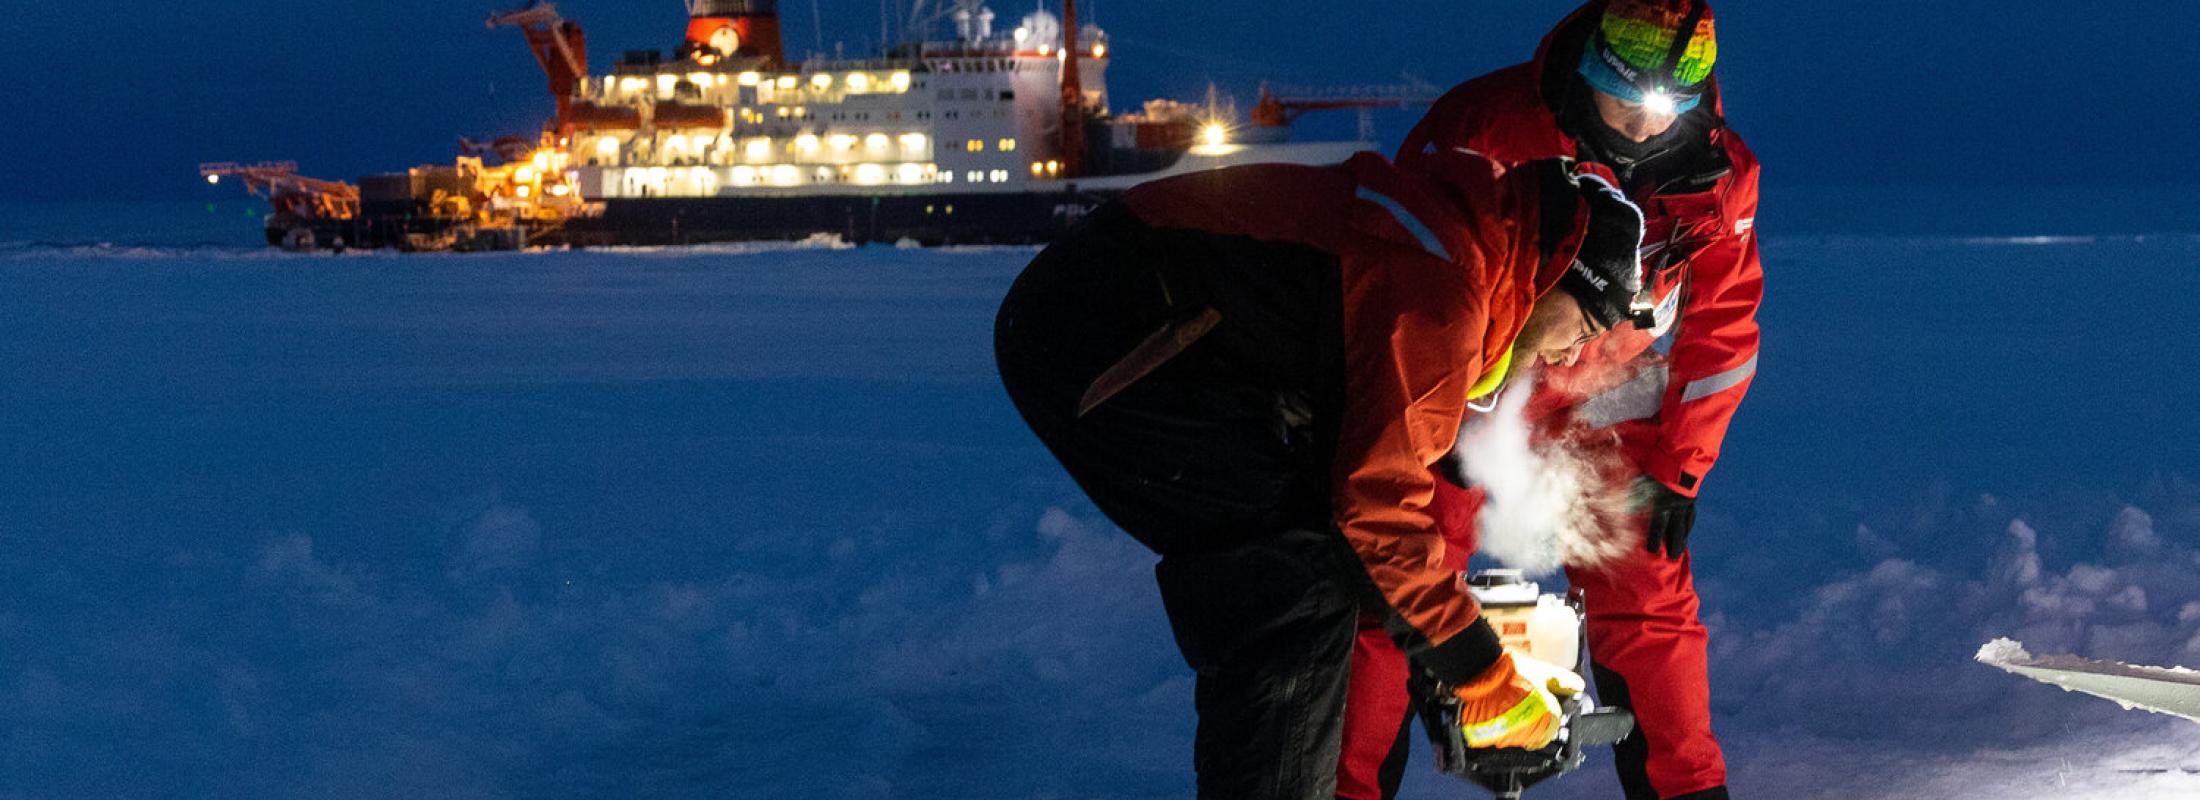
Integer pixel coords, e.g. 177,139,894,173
1453,651,1587,749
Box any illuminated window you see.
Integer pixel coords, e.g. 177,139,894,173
846,73,872,93
828,134,858,152
998,138,1017,152
965,139,985,152
989,169,1009,183
966,170,983,182
811,73,832,90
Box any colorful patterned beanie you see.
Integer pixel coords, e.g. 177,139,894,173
1577,0,1717,112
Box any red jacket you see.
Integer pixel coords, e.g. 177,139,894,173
1398,2,1762,498
1121,151,1592,677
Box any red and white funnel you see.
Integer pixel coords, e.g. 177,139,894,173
684,0,784,66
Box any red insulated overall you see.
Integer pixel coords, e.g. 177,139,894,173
1335,4,1762,799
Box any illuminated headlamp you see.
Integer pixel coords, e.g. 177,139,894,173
1642,91,1678,116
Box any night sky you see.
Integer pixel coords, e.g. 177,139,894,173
3,1,2195,203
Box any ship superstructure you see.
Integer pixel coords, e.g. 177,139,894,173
209,1,1403,249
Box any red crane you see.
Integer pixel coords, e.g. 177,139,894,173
199,162,360,221
488,2,590,131
1249,81,1443,136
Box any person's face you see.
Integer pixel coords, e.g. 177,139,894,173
1591,89,1680,143
1518,294,1609,367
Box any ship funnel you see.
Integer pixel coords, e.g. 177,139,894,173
683,0,784,66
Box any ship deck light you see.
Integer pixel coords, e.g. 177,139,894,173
206,174,220,185
1201,123,1228,148
739,71,762,86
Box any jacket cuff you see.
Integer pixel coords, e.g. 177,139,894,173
1413,616,1505,686
1625,436,1703,498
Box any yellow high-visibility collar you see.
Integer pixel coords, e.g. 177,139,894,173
1469,346,1515,401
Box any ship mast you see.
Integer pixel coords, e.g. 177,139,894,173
1058,0,1085,178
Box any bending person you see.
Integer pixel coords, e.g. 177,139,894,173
994,150,1649,799
1338,2,1762,799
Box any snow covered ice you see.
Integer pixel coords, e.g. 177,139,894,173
3,208,2200,797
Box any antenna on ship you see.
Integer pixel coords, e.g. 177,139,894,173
1058,0,1086,178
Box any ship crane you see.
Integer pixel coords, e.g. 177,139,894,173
1250,81,1444,141
198,161,359,221
488,1,589,130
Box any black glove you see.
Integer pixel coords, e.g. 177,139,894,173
1644,481,1696,560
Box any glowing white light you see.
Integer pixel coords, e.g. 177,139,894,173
896,163,926,184
1093,43,1107,58
854,163,887,185
864,133,890,152
777,76,798,90
206,174,220,185
795,134,821,154
890,71,912,91
745,138,773,161
596,137,620,158
731,165,758,186
738,71,762,86
1201,123,1228,148
515,184,532,198
898,132,928,153
1643,91,1678,116
811,73,832,90
771,164,801,185
828,134,858,152
846,73,871,93
549,183,572,196
514,166,538,184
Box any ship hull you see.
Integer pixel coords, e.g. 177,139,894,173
552,186,1121,246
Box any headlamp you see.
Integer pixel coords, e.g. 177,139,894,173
1642,91,1678,116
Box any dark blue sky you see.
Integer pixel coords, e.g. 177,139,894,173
3,1,2195,202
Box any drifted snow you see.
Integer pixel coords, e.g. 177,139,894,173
0,230,2198,798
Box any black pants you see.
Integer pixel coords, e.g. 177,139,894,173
996,207,1365,798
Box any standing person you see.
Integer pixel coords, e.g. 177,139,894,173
994,150,1653,799
1335,2,1761,799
